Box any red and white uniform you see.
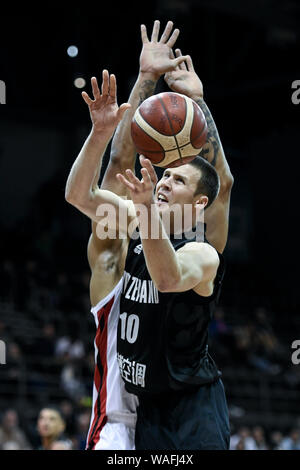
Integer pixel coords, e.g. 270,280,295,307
86,277,138,450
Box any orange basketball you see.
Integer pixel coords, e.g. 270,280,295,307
131,92,207,168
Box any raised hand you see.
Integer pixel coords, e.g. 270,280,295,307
164,50,203,101
116,155,158,206
139,20,189,79
82,70,131,133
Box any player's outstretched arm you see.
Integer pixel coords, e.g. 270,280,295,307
164,52,234,253
65,70,133,232
100,20,189,197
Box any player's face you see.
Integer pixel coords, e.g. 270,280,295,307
154,164,201,209
37,409,64,438
154,164,206,234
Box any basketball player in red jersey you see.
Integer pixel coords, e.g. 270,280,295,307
65,20,189,450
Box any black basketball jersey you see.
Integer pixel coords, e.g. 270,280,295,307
117,226,225,395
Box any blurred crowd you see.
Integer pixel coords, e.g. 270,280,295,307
0,405,90,450
1,406,300,450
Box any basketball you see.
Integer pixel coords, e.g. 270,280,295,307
131,92,208,168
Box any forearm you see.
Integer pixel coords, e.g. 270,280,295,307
65,127,114,205
137,203,181,291
194,97,233,187
110,72,157,165
101,73,158,193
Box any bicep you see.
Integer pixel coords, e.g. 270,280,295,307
176,243,219,288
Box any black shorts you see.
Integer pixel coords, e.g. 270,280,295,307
135,378,230,450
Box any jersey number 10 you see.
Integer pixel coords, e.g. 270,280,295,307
119,312,139,343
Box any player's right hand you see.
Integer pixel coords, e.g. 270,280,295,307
139,20,188,79
81,70,131,133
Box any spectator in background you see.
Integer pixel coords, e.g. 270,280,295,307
55,323,86,402
74,409,91,450
55,323,85,361
0,409,32,450
281,428,300,450
230,426,256,450
0,259,17,305
36,406,66,450
50,439,73,450
59,400,77,437
269,430,284,450
2,342,25,395
30,323,56,363
233,315,281,374
252,425,269,450
0,320,12,344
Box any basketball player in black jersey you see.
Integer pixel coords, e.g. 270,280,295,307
114,53,234,450
116,152,230,450
66,25,234,449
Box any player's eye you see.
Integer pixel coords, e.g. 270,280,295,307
176,177,184,183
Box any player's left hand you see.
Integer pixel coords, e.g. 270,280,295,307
116,155,158,206
164,50,204,101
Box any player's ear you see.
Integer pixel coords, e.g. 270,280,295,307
194,195,208,209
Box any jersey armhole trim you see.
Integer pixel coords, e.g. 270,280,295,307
90,275,124,315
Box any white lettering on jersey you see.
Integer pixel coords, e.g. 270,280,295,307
117,353,146,388
133,244,143,255
123,271,159,304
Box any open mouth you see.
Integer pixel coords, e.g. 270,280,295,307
156,193,169,204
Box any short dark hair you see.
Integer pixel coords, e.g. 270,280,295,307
188,156,220,208
39,405,64,421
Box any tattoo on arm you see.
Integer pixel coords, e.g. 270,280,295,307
138,80,156,105
196,99,222,167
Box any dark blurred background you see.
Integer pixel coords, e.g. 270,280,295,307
0,0,300,450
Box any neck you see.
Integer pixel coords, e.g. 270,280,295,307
42,436,55,450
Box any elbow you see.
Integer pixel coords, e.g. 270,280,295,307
219,171,234,196
224,171,234,190
65,188,78,206
155,275,181,293
65,187,87,209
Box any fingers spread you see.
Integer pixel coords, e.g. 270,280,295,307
159,20,173,43
125,169,142,186
140,167,151,185
91,77,100,100
186,55,195,72
166,28,179,48
141,24,149,43
109,73,116,99
169,49,180,71
151,19,160,42
140,155,158,184
81,91,93,105
101,69,109,96
116,173,136,192
175,49,187,70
